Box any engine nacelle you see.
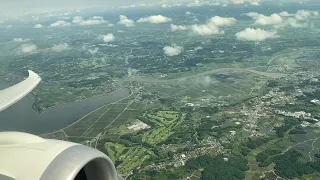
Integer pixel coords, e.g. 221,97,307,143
0,132,117,180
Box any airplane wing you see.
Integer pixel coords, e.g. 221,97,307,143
0,71,118,180
0,70,41,112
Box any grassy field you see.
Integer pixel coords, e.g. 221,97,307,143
137,110,185,145
105,142,154,173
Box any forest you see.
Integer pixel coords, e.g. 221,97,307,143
131,154,248,180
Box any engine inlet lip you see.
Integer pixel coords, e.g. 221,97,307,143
40,145,117,180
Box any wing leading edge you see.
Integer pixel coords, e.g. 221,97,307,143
0,70,41,112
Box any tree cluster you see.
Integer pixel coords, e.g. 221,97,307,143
245,137,271,149
275,118,300,137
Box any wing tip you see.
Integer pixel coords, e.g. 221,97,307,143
28,70,41,82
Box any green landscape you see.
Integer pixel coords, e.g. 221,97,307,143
1,1,320,179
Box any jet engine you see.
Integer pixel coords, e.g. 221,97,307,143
0,132,117,180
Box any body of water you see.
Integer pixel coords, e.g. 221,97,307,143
0,84,130,134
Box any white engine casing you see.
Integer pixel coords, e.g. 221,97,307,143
0,132,117,180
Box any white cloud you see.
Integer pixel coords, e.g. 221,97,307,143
13,38,28,42
232,0,260,6
50,20,70,27
187,0,201,7
32,16,39,21
295,10,318,20
34,24,43,28
250,0,260,6
285,17,308,28
137,15,172,24
246,12,283,25
88,47,99,55
185,11,191,15
163,45,183,56
119,4,137,9
163,0,224,8
210,2,221,6
108,23,114,27
208,16,237,26
118,15,135,27
236,28,278,41
170,16,236,36
190,16,236,36
171,24,188,31
191,24,223,36
20,44,37,53
232,0,244,4
72,16,107,25
102,34,115,42
279,11,292,17
247,10,319,28
51,43,70,52
288,10,318,28
194,46,203,51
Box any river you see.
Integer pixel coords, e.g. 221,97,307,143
0,84,130,134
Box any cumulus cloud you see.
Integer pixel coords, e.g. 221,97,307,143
187,0,201,7
191,24,223,36
72,16,107,25
102,34,115,42
171,24,188,31
88,47,99,55
50,20,70,27
162,4,168,8
185,11,191,15
208,16,237,26
51,43,70,52
118,15,135,27
284,17,308,28
194,46,203,51
34,24,43,28
13,38,28,42
295,10,318,20
232,0,260,6
162,0,225,8
32,16,39,21
119,4,136,9
191,16,237,36
19,44,38,53
163,45,183,56
247,10,319,28
279,11,292,17
137,15,172,24
232,0,244,4
236,28,278,41
170,16,236,36
246,12,283,25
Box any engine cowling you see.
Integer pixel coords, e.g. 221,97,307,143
0,132,117,180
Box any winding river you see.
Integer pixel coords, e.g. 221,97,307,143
0,84,130,134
